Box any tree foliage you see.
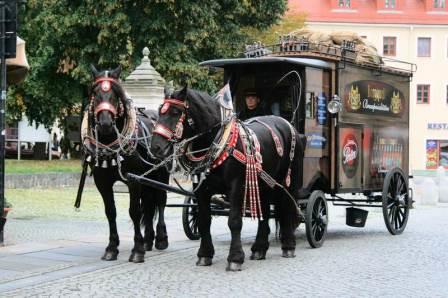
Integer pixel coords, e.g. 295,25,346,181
10,0,287,128
244,13,306,46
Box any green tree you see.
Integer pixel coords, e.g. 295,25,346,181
10,0,287,128
244,13,306,45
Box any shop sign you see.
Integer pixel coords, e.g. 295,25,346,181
428,123,448,130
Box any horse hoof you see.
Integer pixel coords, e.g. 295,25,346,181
144,242,153,252
226,262,242,272
101,251,118,261
155,238,168,250
282,249,295,258
196,257,212,266
129,252,145,263
250,251,266,260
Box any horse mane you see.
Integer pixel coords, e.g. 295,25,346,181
183,88,221,132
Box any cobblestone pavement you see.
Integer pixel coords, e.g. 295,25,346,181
1,201,448,297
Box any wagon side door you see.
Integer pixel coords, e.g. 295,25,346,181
337,124,363,191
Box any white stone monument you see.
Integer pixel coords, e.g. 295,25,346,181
123,47,165,110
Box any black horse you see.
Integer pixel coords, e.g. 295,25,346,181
83,65,169,263
151,87,305,271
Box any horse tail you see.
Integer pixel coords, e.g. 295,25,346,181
140,198,160,228
273,199,281,240
287,130,307,228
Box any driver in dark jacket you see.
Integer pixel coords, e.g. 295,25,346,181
238,89,266,121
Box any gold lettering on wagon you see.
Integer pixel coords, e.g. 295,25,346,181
367,85,385,102
349,85,361,110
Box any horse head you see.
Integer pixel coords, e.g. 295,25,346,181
151,86,191,159
89,65,126,136
151,86,222,160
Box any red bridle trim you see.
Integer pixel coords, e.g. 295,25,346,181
164,98,187,109
153,123,175,140
95,102,117,117
154,100,188,141
94,77,120,86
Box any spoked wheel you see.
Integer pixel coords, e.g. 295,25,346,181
182,196,200,240
382,167,410,235
305,190,328,248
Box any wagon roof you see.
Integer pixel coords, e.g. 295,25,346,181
199,57,334,70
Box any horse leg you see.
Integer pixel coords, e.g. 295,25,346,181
94,174,119,261
279,138,303,258
128,184,145,263
279,194,297,258
226,181,245,271
250,195,271,260
154,187,169,250
196,186,214,266
142,187,156,251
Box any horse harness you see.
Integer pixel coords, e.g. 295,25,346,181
211,117,297,219
153,98,298,219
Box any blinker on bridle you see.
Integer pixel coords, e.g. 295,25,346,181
154,98,189,142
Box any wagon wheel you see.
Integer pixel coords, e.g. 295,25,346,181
182,196,200,240
382,167,410,235
305,190,328,248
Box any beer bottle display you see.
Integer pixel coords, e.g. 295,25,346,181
371,135,403,174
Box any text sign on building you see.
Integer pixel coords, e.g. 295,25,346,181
428,123,448,130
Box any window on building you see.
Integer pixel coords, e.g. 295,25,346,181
385,0,396,8
338,0,351,7
417,37,431,57
417,85,430,103
383,36,396,56
427,140,448,169
434,0,446,8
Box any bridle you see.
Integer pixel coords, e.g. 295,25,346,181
153,98,189,143
89,77,125,122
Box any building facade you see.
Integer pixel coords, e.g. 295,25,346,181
288,0,448,173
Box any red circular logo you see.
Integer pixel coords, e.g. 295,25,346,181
342,134,359,178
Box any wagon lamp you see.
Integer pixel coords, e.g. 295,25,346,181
328,94,342,114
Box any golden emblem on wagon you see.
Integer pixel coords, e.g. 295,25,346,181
349,85,361,110
390,91,402,114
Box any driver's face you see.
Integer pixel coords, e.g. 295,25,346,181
245,95,259,110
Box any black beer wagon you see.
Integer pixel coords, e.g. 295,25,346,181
130,34,415,249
